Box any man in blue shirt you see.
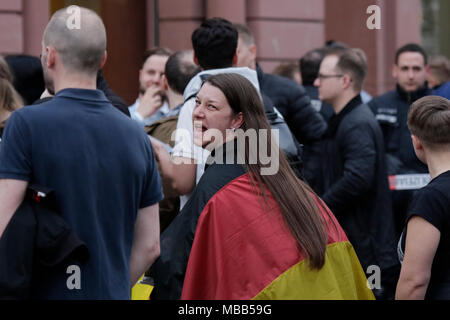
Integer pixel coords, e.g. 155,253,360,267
0,7,163,299
129,48,172,126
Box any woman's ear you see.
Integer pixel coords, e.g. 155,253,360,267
231,112,244,129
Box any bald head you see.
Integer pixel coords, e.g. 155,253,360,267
43,7,106,75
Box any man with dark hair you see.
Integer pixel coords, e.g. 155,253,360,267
164,50,200,98
129,47,173,126
369,43,432,236
314,48,399,300
233,23,327,145
0,7,163,299
191,18,238,70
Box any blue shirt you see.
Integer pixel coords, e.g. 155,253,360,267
0,88,163,299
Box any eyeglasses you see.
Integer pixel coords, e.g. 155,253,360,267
316,73,344,80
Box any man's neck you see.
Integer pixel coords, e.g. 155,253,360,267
167,90,183,110
396,83,429,103
54,71,97,93
425,150,450,179
332,91,360,114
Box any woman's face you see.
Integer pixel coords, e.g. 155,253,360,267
193,82,242,148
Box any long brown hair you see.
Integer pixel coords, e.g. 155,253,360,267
0,56,23,115
204,73,329,269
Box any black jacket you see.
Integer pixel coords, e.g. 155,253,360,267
256,64,327,145
368,84,431,175
0,186,89,300
319,95,398,272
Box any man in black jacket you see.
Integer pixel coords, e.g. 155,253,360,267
315,47,399,299
368,43,431,236
233,23,327,145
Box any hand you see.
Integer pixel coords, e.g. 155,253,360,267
137,86,165,119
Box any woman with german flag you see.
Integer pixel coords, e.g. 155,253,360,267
149,73,374,300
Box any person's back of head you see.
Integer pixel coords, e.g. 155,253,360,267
165,50,200,95
0,56,23,113
300,48,327,86
5,55,45,105
428,55,450,89
43,6,107,76
325,40,349,50
233,23,254,45
233,23,257,70
191,18,238,70
408,95,450,153
272,62,301,84
326,47,368,93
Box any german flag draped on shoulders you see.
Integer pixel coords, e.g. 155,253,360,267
149,141,375,300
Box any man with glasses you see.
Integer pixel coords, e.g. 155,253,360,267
314,48,399,300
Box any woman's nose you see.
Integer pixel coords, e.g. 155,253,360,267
193,104,204,119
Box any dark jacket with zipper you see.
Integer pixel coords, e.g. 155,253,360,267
368,84,431,175
319,95,398,273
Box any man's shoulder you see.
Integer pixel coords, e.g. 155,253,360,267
260,72,306,99
261,72,298,89
342,104,379,131
369,90,399,109
11,100,56,121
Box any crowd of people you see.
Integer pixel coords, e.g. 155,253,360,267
0,7,449,300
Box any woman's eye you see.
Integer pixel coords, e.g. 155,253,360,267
207,105,217,110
